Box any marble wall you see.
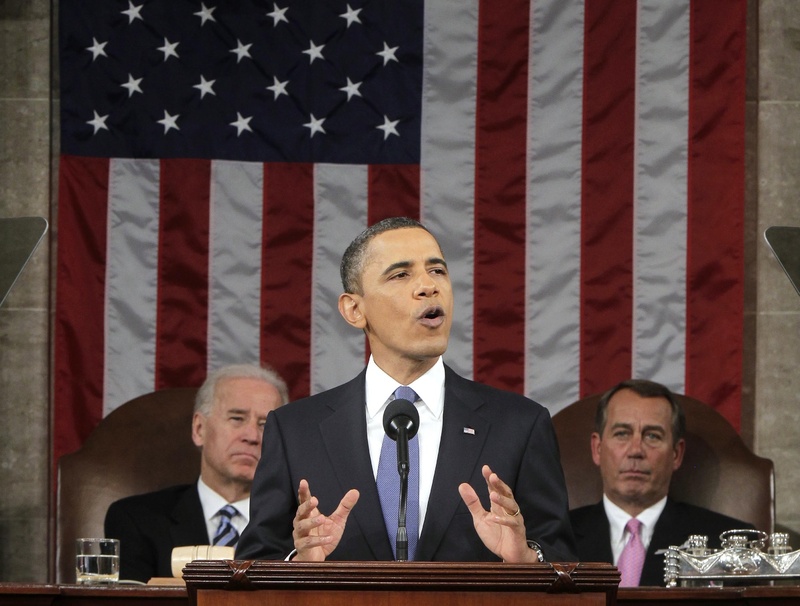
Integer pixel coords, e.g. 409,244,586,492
753,0,800,543
0,0,52,583
1,0,799,583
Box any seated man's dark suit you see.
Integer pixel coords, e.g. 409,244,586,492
105,483,209,582
569,499,754,586
236,365,577,562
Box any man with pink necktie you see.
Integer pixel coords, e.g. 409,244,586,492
569,380,752,586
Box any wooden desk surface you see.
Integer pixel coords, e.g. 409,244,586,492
621,585,800,605
3,583,800,605
0,584,186,606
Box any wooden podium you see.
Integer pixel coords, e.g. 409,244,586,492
183,560,619,606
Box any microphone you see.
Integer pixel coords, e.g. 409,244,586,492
382,398,420,561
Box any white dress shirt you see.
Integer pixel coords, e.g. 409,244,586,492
603,494,667,564
365,355,445,535
197,477,250,543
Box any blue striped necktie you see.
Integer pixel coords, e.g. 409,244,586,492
376,385,420,560
212,504,240,547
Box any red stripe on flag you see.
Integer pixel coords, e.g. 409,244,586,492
473,0,529,392
579,0,637,397
155,159,210,390
54,155,109,461
260,163,315,401
368,165,420,222
685,0,746,428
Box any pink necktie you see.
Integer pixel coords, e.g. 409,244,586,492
618,518,645,587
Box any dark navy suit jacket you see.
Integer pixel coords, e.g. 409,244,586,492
105,483,208,582
570,499,753,586
237,365,577,562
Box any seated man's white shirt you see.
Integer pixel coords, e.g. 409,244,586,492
365,355,445,534
603,494,667,564
198,477,250,542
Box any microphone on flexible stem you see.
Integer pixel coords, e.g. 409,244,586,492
382,398,420,562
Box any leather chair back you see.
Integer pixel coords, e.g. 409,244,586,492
55,387,200,583
552,392,775,534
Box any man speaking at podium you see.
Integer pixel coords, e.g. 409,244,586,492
236,217,576,564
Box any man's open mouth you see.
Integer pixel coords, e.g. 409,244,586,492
419,306,445,326
422,307,443,320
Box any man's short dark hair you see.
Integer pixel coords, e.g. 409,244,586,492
339,216,434,294
594,379,686,444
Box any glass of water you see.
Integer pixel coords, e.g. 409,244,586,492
75,538,120,584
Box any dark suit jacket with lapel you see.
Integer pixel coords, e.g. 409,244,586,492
569,498,754,586
236,365,577,563
104,483,209,582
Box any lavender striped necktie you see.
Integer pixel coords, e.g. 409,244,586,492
212,504,240,547
376,385,420,560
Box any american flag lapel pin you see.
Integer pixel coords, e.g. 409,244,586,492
463,426,476,435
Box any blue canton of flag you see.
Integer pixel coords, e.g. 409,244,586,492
59,0,423,164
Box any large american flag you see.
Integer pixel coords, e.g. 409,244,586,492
55,0,746,463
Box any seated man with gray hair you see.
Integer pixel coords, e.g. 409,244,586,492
105,363,289,582
569,379,752,587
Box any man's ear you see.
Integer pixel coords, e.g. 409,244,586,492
590,432,602,467
191,412,205,448
339,292,366,329
672,437,686,471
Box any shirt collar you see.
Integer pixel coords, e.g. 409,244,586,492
197,477,250,523
365,355,445,420
603,493,667,542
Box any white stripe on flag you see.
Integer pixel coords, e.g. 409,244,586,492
104,158,160,413
421,0,478,379
207,160,264,371
633,1,689,390
526,0,585,412
311,164,368,394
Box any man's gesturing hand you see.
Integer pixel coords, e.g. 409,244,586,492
458,464,540,564
292,479,360,561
